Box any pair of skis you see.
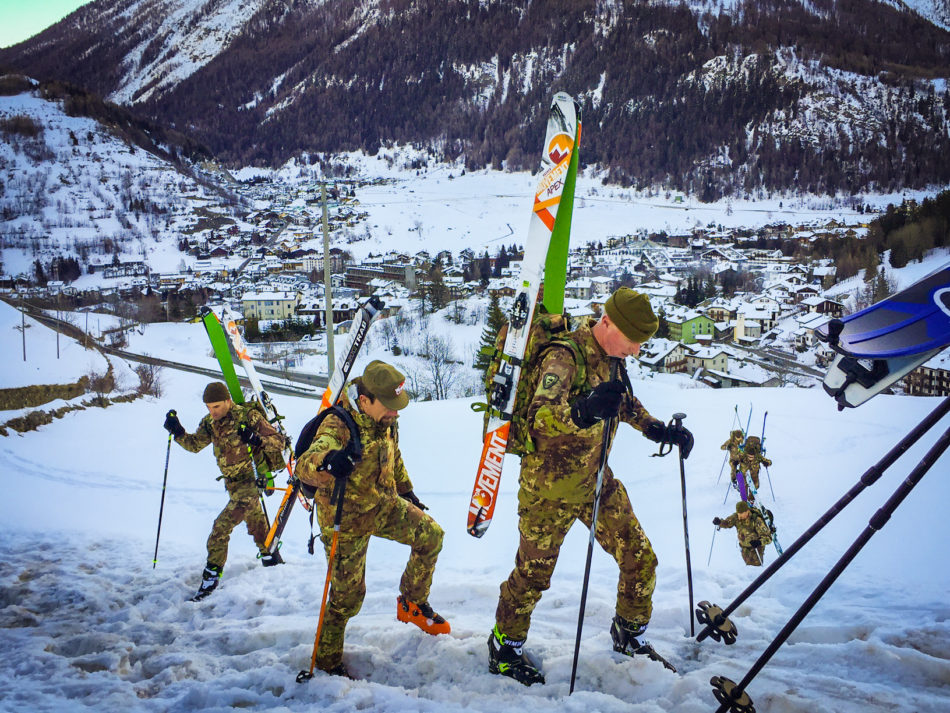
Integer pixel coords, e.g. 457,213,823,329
467,92,582,538
201,297,384,554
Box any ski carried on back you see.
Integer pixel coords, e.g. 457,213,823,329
264,296,385,553
467,92,581,538
201,307,280,529
817,263,950,408
201,308,246,404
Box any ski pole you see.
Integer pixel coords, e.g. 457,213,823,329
152,432,173,569
761,411,775,500
298,476,347,683
707,526,718,567
710,421,950,713
569,359,619,695
672,412,694,637
715,451,729,486
716,408,742,485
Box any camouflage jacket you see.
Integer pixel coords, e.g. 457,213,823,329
719,511,773,548
720,434,744,463
520,318,663,502
295,386,413,528
175,403,285,482
738,450,772,477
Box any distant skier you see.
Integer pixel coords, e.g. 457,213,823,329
713,501,773,566
487,288,693,685
720,429,745,486
738,435,772,490
163,381,285,601
295,360,451,678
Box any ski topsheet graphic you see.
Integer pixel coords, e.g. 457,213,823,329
817,263,950,358
467,93,581,538
817,262,950,408
201,309,245,403
263,296,384,553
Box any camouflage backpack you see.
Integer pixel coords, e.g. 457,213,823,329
473,309,587,456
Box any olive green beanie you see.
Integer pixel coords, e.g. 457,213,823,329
736,501,750,513
202,381,231,403
605,288,658,343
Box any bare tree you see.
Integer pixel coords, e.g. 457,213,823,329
421,333,461,401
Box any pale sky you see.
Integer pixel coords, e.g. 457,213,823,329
0,0,93,49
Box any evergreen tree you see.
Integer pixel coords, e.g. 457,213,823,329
474,291,506,373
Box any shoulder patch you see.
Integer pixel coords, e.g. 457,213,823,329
542,373,560,389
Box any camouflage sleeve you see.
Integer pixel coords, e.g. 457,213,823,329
391,425,414,496
762,456,772,467
175,415,213,453
527,346,581,438
295,413,351,489
719,513,738,530
246,408,286,457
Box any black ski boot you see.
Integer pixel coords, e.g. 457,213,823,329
610,615,677,672
260,550,284,567
488,625,545,685
190,563,222,602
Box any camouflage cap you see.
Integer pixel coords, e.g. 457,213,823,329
736,501,750,513
202,381,231,403
605,287,658,344
362,360,409,411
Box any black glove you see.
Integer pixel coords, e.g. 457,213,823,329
570,381,625,428
163,410,185,438
237,423,262,447
644,421,668,443
400,490,428,511
668,423,694,459
323,449,355,480
750,539,762,548
713,517,721,526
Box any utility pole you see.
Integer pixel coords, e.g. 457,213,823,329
322,182,335,374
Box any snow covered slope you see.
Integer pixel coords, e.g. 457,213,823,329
0,318,948,712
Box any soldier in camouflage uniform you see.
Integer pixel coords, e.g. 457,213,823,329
721,429,745,486
738,435,771,490
296,360,449,678
163,381,286,601
714,501,773,566
488,288,694,685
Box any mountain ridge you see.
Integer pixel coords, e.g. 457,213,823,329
2,0,949,198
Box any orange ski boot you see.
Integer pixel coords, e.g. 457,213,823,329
396,595,451,635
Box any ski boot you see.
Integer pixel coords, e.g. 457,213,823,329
487,625,545,686
260,550,284,567
396,595,451,635
190,563,222,602
610,615,676,672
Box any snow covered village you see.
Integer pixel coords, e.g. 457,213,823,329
2,2,950,713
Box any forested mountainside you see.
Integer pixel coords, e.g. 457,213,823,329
2,0,949,199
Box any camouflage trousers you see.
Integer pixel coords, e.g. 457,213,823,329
740,545,765,566
206,478,268,568
495,477,657,641
314,495,444,671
